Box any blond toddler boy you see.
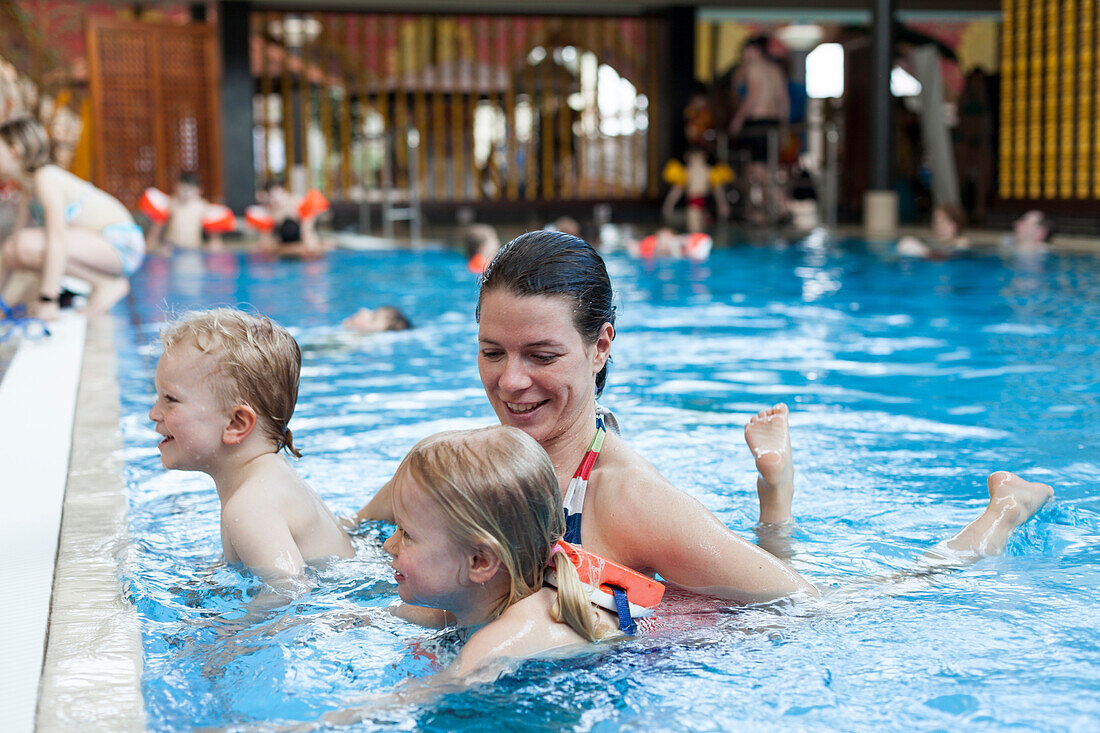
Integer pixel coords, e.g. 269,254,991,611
149,308,352,585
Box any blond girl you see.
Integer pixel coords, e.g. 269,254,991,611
383,425,661,679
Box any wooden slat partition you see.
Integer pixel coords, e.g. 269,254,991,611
250,11,659,205
87,18,220,208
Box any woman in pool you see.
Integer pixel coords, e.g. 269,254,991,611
318,423,1049,728
0,116,143,318
357,230,816,603
356,231,1054,604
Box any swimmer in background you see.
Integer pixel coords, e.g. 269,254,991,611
729,35,790,225
144,172,226,254
896,203,969,259
1007,209,1055,257
149,308,353,589
626,226,713,262
343,305,412,333
661,148,732,234
545,216,581,238
0,116,143,318
252,180,327,258
463,224,501,274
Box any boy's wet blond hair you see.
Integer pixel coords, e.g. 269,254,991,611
161,308,303,457
393,425,607,641
0,116,51,173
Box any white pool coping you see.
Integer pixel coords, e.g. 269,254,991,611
0,313,145,732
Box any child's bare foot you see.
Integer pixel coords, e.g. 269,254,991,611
985,471,1053,529
84,277,129,315
745,403,795,525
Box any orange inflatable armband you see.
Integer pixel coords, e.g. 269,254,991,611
467,252,488,274
682,232,712,262
139,187,171,224
298,188,330,220
244,205,275,232
201,204,237,234
546,541,665,618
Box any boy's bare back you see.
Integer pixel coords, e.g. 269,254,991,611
220,453,353,578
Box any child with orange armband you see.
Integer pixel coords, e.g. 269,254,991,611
626,226,713,262
462,224,500,274
142,172,235,254
246,180,329,258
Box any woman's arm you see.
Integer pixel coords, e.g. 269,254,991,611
388,602,452,628
353,477,396,524
592,458,818,604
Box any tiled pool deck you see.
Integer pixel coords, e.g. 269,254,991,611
0,315,144,732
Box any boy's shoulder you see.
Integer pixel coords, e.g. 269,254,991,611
221,455,304,513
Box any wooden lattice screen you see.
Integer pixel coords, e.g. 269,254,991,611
86,18,221,209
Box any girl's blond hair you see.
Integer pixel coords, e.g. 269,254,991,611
394,426,607,641
0,116,51,173
161,308,303,457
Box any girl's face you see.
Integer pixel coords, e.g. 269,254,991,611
148,342,230,473
384,473,472,610
477,290,610,447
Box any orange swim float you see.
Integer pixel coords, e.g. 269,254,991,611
139,187,171,224
298,189,330,220
201,204,237,233
244,205,275,232
467,252,489,274
545,540,665,619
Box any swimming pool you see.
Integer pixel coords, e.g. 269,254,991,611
115,242,1099,730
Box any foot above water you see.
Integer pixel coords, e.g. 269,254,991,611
745,403,795,525
986,470,1053,526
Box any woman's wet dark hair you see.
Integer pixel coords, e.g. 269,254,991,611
476,230,616,396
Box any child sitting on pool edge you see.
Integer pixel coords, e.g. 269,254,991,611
149,308,353,587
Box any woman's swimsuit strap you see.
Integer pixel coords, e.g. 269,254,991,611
562,413,606,545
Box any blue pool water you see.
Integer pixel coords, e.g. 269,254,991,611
115,242,1100,731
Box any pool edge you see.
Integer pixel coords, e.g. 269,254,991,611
36,316,146,731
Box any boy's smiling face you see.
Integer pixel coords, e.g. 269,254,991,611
149,341,230,473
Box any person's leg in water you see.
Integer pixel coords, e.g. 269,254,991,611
743,408,1053,566
744,403,797,560
745,403,795,525
3,227,130,315
925,471,1053,563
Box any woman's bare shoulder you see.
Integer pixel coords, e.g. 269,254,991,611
594,432,679,502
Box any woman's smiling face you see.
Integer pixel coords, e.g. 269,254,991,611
477,290,608,447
